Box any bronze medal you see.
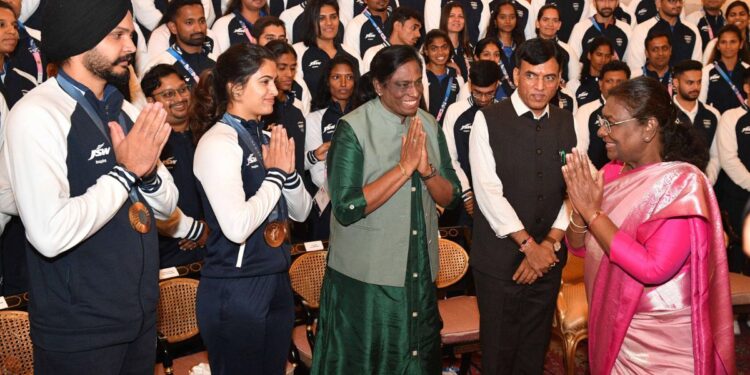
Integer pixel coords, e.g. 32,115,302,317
264,221,287,248
128,201,151,234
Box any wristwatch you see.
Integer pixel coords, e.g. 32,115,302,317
544,236,561,252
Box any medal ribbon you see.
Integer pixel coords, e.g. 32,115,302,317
220,113,287,222
167,47,200,83
56,73,144,206
713,61,748,110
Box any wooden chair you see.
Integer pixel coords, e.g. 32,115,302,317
437,238,479,375
551,254,588,375
289,250,328,369
154,277,204,375
153,277,296,375
0,310,33,375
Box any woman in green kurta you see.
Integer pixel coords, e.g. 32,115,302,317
310,46,462,374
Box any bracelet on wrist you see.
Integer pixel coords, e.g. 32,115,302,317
569,226,588,234
587,210,604,226
519,236,533,253
421,164,438,181
569,210,587,229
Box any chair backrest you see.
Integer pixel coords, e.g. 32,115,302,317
157,277,200,344
289,250,328,309
437,239,469,289
0,310,33,375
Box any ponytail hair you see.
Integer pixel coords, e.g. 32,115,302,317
606,77,709,171
189,43,275,143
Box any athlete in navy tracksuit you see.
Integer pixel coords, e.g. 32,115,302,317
141,64,208,268
6,2,178,373
191,44,312,375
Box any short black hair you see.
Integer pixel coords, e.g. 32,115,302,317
264,39,297,59
672,60,703,78
385,6,423,36
600,60,631,80
469,60,500,87
165,0,204,23
141,64,183,98
370,45,423,84
514,38,565,71
474,37,501,57
645,29,671,50
251,16,285,40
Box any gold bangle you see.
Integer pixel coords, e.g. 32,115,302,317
569,210,587,229
587,210,604,226
397,162,409,178
569,226,588,234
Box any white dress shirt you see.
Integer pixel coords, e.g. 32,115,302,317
469,91,570,237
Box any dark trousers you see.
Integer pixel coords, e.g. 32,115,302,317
34,323,156,375
196,273,294,375
473,268,561,375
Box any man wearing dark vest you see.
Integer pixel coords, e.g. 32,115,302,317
5,0,177,372
673,59,721,185
469,38,576,375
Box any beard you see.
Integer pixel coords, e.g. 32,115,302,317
182,33,206,47
598,8,613,17
83,48,132,87
679,88,699,101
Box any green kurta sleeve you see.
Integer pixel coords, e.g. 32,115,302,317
327,121,367,226
436,125,462,210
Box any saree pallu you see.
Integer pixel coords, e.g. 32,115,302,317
582,162,735,374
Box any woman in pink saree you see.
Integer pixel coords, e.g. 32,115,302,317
562,77,736,374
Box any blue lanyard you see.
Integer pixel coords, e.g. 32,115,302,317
435,75,454,122
57,73,141,204
498,58,516,90
363,9,390,46
589,17,620,59
220,113,286,221
713,62,748,110
167,47,200,83
17,20,43,84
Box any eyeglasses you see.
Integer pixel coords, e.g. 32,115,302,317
152,85,191,101
388,79,423,93
596,114,638,134
471,88,497,100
